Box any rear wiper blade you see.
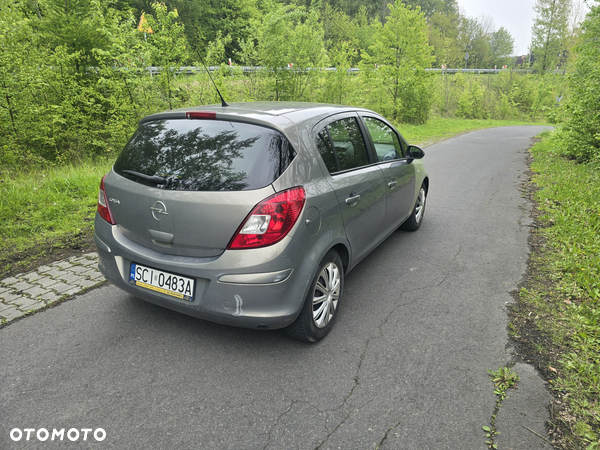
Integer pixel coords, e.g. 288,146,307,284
123,170,168,185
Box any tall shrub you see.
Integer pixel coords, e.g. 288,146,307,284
560,2,600,162
320,42,357,105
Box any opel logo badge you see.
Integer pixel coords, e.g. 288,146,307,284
151,201,168,221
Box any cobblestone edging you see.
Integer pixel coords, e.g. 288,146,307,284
0,253,105,324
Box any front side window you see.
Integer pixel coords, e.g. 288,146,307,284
363,117,404,161
316,117,370,174
114,120,295,191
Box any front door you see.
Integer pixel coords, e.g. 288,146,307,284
361,115,415,235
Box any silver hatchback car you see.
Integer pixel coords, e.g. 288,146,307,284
95,102,428,342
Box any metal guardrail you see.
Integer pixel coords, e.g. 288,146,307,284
145,66,562,76
145,66,359,75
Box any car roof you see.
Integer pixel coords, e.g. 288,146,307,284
139,102,383,154
140,101,374,132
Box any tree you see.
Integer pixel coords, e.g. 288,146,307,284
530,0,572,71
0,1,40,152
428,10,462,67
144,2,188,109
1,0,147,164
403,0,458,19
560,2,600,161
457,16,494,68
114,0,258,58
352,5,376,63
33,0,113,72
318,3,357,53
172,0,257,57
362,0,434,123
321,41,357,104
256,4,327,101
489,27,515,67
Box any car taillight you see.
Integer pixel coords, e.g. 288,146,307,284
97,175,116,225
228,187,306,250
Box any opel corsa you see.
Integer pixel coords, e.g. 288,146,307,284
94,102,428,342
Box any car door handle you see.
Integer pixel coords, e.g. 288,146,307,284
387,180,397,189
345,194,361,205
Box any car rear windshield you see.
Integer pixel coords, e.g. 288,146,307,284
113,119,296,191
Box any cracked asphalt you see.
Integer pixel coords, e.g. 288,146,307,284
0,126,553,449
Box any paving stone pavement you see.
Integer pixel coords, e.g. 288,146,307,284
0,252,105,324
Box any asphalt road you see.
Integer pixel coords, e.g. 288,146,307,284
1,126,553,450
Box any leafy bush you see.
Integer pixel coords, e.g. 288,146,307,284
559,4,600,162
0,2,150,167
430,70,567,121
456,81,485,119
396,71,435,124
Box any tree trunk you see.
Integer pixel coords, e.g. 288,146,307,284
2,82,19,139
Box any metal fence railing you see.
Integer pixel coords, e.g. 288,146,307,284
145,66,563,76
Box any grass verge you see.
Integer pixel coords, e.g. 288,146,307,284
400,117,543,148
0,160,112,277
510,132,600,449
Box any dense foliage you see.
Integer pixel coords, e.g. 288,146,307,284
0,0,585,168
559,2,600,162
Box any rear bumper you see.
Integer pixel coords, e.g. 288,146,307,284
94,214,317,330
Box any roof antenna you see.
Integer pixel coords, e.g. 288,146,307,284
196,49,228,107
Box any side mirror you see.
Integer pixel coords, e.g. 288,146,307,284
407,145,425,159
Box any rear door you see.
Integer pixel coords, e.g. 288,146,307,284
315,114,386,264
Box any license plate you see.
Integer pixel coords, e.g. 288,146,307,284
129,263,195,302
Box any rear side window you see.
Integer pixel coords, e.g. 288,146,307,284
315,117,370,174
316,129,337,173
114,120,295,191
328,118,369,171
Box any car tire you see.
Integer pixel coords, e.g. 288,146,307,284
401,184,426,231
285,250,344,342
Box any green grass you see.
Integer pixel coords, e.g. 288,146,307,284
399,117,544,148
0,160,112,275
518,133,600,448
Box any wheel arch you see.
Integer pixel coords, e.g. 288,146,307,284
331,243,350,274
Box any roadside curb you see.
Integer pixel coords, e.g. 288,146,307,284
0,252,105,325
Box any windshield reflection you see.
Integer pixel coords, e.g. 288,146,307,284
114,120,294,191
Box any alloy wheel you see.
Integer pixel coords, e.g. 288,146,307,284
415,187,426,224
312,262,341,328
